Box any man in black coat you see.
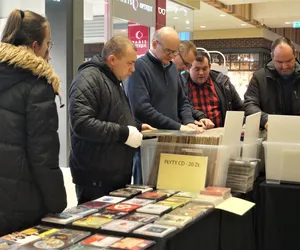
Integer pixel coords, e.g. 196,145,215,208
183,52,243,128
69,36,152,204
244,37,300,130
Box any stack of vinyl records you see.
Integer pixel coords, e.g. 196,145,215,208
226,159,258,193
142,128,224,186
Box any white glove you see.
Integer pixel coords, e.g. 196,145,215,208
125,125,143,148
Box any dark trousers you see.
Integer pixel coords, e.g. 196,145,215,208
75,184,117,205
132,149,143,185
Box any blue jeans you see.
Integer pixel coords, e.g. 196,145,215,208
132,149,143,185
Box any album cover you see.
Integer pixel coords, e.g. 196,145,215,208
101,220,143,233
1,231,40,246
136,204,172,215
181,203,214,211
200,186,231,198
63,205,98,217
72,215,112,229
174,191,201,198
126,184,154,189
124,198,154,206
42,212,82,225
80,201,111,210
0,238,19,249
109,237,155,250
136,191,167,201
109,188,142,198
155,214,193,228
95,196,126,204
95,210,128,220
123,213,159,224
20,225,60,238
125,185,154,193
155,189,179,197
105,203,141,213
65,244,102,250
156,201,184,210
133,224,177,238
1,226,59,247
191,195,224,206
165,196,191,205
20,229,90,250
169,207,206,219
80,234,122,248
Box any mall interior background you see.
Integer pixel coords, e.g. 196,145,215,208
1,0,300,172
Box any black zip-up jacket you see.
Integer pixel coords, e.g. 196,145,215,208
0,43,67,236
244,60,300,128
182,70,243,126
69,55,137,189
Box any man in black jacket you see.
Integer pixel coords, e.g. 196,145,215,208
244,37,300,130
69,36,152,204
184,52,243,127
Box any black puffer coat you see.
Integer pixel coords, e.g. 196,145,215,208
0,42,67,236
69,55,136,189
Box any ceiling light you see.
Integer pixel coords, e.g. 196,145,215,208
285,21,292,24
173,16,179,19
220,14,226,17
121,29,126,32
186,20,190,24
241,23,247,26
200,25,206,28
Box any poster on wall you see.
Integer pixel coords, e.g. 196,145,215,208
128,22,149,58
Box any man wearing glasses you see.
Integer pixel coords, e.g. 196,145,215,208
126,27,201,184
244,37,300,130
174,41,215,129
126,27,200,132
184,51,243,128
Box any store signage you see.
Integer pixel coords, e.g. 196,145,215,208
158,7,166,15
117,0,153,12
293,22,300,28
112,0,156,27
156,0,166,30
128,22,149,57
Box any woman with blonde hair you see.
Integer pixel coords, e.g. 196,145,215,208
0,9,67,235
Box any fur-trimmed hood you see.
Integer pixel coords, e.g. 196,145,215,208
0,42,60,94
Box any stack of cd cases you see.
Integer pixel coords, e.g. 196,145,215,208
226,159,258,193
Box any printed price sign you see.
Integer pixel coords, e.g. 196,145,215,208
157,153,208,192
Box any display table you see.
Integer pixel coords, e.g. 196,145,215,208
257,181,300,250
94,209,221,250
47,202,256,250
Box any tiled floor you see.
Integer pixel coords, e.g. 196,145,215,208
61,167,134,208
61,167,77,208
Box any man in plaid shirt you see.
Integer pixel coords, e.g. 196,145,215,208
182,52,243,127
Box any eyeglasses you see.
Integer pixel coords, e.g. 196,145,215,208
178,49,192,69
47,40,54,52
156,40,179,56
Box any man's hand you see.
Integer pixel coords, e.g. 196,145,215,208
264,122,268,131
181,123,204,133
141,124,157,131
195,119,215,129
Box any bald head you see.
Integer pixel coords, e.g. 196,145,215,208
151,27,180,65
271,37,296,76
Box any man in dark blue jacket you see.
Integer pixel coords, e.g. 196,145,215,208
126,27,200,131
126,27,201,184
